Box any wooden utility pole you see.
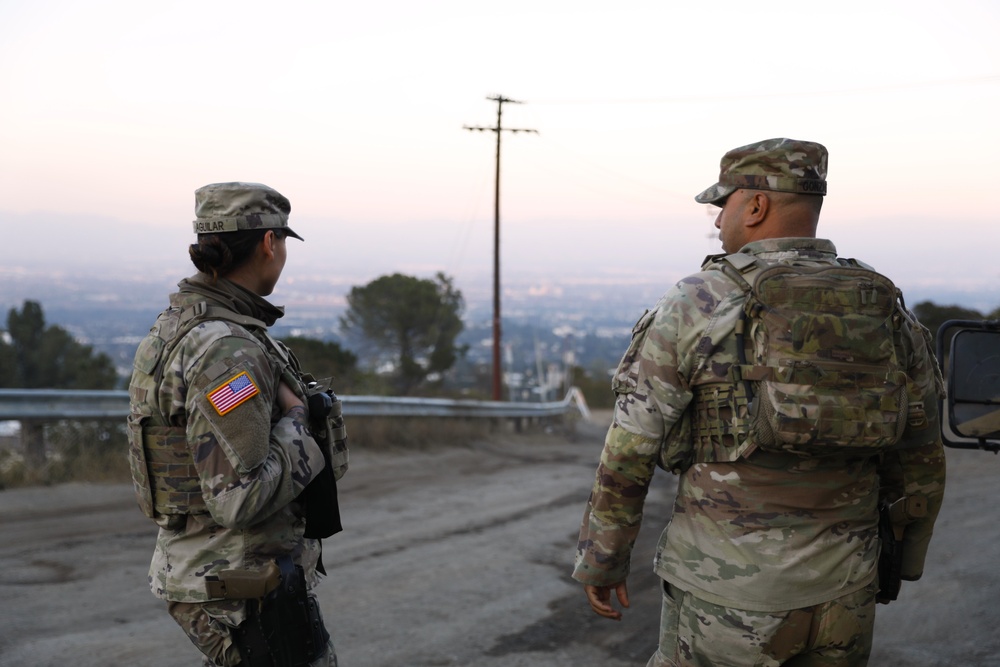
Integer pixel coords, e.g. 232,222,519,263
464,95,537,401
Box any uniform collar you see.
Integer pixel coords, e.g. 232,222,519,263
177,273,285,327
738,237,838,262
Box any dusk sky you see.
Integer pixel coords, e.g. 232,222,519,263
2,0,998,309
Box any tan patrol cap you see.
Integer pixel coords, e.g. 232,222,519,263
192,182,304,241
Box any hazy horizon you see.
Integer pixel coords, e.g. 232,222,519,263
1,208,994,321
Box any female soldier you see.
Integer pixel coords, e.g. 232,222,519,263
127,182,338,666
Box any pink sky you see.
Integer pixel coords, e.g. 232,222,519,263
2,1,998,306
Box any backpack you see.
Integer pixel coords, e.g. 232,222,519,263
709,252,911,457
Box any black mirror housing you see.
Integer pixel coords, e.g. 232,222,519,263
937,319,1000,452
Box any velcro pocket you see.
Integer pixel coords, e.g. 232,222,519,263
612,309,656,395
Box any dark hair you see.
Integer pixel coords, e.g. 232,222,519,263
189,229,286,281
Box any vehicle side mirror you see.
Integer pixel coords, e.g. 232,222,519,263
937,319,1000,452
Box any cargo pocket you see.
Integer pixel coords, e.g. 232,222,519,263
126,416,156,519
612,308,657,396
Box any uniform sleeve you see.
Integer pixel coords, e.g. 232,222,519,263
573,289,701,586
896,310,946,450
883,312,947,580
184,333,324,530
891,442,946,579
573,424,661,586
877,434,945,582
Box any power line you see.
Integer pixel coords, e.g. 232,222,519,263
528,74,1000,106
464,95,538,401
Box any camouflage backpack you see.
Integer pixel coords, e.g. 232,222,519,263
709,252,912,457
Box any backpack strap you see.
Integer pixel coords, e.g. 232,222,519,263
702,252,762,293
685,253,771,464
702,253,765,404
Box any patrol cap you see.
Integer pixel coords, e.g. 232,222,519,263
694,138,828,205
192,182,304,241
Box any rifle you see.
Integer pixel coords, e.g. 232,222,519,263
876,494,927,603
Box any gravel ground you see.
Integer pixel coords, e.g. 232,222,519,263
0,414,997,666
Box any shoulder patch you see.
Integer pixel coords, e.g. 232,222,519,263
207,371,260,415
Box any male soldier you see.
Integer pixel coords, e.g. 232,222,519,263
573,139,946,666
128,182,344,666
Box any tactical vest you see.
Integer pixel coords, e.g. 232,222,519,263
127,302,297,528
689,252,920,460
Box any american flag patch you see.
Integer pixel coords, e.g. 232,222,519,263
207,371,260,416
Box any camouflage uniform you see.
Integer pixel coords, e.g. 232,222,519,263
128,183,336,667
573,140,946,667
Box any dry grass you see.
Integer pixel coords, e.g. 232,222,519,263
0,415,579,489
0,421,131,489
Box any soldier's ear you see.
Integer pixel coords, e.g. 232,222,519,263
260,230,277,260
744,192,769,227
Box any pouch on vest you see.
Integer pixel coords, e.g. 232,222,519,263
297,378,347,539
127,414,207,523
126,415,156,520
127,302,252,526
612,308,656,397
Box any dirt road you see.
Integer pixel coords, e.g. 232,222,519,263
1,415,998,666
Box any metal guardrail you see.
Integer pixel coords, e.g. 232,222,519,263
0,389,132,421
0,387,591,422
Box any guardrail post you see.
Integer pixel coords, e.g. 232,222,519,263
21,420,46,469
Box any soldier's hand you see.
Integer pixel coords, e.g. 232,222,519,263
584,582,629,621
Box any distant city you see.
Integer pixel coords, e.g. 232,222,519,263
2,250,992,399
0,260,666,393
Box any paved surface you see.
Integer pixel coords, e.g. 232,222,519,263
0,415,998,666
